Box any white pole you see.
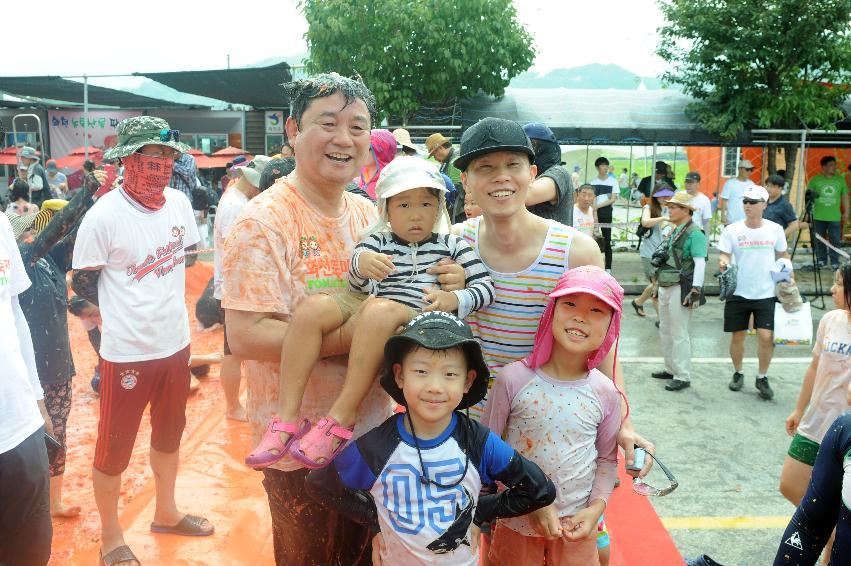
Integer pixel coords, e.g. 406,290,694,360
84,74,89,160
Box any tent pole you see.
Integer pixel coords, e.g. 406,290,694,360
84,74,89,160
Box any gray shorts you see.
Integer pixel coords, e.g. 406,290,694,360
641,257,657,282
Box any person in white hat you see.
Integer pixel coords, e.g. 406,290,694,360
719,159,756,226
718,184,791,400
245,156,496,470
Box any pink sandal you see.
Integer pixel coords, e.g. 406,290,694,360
245,417,310,470
290,416,353,469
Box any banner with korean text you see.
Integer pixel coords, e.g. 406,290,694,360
48,110,136,159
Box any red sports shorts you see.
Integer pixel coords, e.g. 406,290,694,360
94,346,191,475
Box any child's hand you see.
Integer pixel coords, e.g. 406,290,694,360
371,532,384,566
562,505,602,542
426,258,466,292
358,252,395,281
423,289,459,313
786,410,803,437
846,381,851,406
529,504,562,540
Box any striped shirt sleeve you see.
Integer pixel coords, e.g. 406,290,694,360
447,234,496,319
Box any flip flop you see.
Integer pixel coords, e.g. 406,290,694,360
631,299,647,317
100,545,140,566
150,514,214,536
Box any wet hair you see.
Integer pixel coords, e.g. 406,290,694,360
387,186,441,203
68,295,93,317
765,174,786,188
11,179,29,201
594,156,609,168
284,73,377,130
821,156,836,167
259,157,296,191
83,159,96,173
576,183,595,193
838,263,851,311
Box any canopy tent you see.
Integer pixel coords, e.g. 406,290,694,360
0,76,199,108
135,62,292,109
195,146,253,169
54,146,103,170
452,88,755,146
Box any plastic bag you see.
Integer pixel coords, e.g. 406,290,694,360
773,302,813,346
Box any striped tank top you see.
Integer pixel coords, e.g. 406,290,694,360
461,217,575,373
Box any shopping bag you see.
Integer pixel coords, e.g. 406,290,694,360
773,302,813,346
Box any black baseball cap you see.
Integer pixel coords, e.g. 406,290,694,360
453,117,535,172
380,312,489,410
685,171,701,182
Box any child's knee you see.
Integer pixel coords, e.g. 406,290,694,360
359,299,412,326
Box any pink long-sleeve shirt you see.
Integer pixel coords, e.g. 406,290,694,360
483,361,621,536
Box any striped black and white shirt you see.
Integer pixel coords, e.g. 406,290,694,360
350,232,495,319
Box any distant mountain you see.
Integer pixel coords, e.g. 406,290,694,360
510,63,665,90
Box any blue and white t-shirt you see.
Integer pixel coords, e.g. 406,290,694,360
308,412,555,565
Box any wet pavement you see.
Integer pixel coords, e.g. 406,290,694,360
619,293,824,565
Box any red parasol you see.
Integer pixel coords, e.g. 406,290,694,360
195,146,253,169
54,147,104,170
0,146,20,166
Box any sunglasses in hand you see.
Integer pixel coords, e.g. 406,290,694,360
632,450,678,497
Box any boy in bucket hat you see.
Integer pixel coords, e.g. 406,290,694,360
72,116,210,565
245,156,496,470
484,266,624,566
306,311,556,566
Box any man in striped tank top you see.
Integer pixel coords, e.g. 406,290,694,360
451,117,655,476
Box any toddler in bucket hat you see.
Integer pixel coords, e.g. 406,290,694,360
306,311,556,563
483,265,626,564
245,157,497,471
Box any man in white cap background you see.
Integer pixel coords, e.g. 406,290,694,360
718,184,790,401
719,159,756,226
71,116,208,565
18,146,53,208
213,154,270,422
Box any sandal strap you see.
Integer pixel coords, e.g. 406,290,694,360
270,418,309,435
317,417,354,441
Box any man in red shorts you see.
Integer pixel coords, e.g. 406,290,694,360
72,116,211,566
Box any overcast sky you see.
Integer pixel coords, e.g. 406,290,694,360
15,0,667,83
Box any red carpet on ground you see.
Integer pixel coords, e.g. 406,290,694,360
51,261,683,565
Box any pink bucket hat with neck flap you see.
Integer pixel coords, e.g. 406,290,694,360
525,265,624,371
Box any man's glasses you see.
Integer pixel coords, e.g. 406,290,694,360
159,129,181,142
742,199,763,205
632,451,678,497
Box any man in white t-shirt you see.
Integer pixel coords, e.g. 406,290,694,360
685,171,712,234
718,184,790,401
720,159,756,225
590,156,619,272
71,117,209,565
213,154,270,422
0,213,52,566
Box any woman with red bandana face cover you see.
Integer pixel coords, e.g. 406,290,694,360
121,153,175,211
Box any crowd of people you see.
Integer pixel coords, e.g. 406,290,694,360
0,71,849,566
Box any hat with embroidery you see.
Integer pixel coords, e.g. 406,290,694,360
380,311,490,410
525,265,624,371
102,116,190,160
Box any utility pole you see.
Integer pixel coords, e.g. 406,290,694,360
227,54,231,69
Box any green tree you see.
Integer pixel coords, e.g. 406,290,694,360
300,0,535,123
657,0,851,179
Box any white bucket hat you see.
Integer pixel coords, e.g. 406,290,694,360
364,156,452,237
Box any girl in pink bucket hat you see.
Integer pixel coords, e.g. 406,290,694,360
484,266,626,566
